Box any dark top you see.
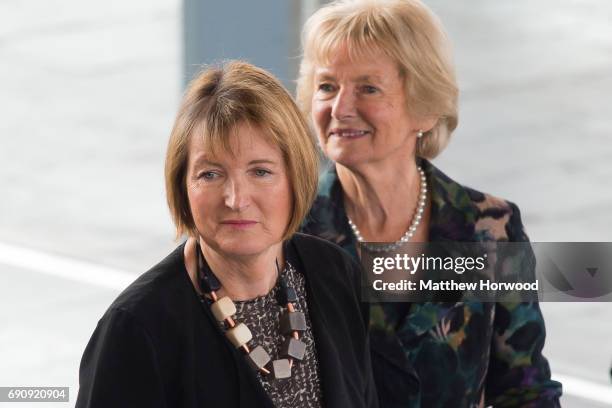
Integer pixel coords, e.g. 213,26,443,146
301,159,562,408
76,233,378,408
228,261,322,407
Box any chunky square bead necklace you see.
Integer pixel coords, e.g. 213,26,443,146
196,242,307,380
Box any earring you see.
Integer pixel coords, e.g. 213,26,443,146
417,130,424,138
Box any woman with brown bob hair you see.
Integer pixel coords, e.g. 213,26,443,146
298,0,562,407
76,61,377,408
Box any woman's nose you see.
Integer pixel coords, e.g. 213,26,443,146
331,88,357,120
223,178,250,211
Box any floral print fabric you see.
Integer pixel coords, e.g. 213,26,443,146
301,159,562,407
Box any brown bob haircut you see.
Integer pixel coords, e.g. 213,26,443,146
297,0,459,159
165,61,319,240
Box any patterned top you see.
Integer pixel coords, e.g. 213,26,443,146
301,159,563,408
229,262,323,408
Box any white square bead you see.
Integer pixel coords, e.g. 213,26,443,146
272,359,292,379
210,296,236,321
226,323,252,348
246,345,271,371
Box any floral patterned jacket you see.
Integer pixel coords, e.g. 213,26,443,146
301,159,562,408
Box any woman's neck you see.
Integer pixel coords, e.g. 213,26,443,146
336,155,423,241
198,238,283,301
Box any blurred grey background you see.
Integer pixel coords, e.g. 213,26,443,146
0,0,611,406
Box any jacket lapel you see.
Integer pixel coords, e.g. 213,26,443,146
389,160,480,342
288,237,354,408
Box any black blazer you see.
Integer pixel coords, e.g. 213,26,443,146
76,233,378,408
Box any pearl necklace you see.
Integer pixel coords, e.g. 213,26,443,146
347,166,427,253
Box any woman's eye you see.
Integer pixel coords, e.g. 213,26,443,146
317,83,335,93
199,171,219,180
361,85,378,94
253,168,271,177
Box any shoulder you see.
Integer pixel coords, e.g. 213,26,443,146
291,232,358,263
77,247,194,406
426,160,528,242
289,233,367,327
464,186,529,242
101,243,193,332
289,233,362,280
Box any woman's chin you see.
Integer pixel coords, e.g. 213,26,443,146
328,151,370,169
212,239,274,259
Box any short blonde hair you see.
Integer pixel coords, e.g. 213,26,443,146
165,61,319,240
296,0,458,159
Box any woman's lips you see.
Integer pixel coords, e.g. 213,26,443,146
220,220,258,229
329,129,370,139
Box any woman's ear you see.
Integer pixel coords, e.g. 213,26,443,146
416,115,439,134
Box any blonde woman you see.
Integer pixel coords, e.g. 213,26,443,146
76,62,377,408
298,0,562,406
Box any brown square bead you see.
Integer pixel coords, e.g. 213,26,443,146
271,359,291,379
279,311,306,335
246,345,271,371
276,286,297,304
281,337,306,361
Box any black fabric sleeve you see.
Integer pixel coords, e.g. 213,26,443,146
363,311,380,408
347,255,379,408
76,308,167,408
